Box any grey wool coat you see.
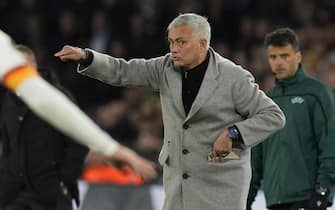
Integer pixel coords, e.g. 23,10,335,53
78,48,285,210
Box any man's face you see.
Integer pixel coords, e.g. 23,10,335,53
168,25,207,70
267,44,301,80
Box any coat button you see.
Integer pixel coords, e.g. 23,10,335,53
18,116,24,121
182,149,189,154
182,173,190,179
183,124,189,129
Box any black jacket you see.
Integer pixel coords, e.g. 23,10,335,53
0,69,88,207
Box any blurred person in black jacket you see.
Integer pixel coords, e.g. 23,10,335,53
0,45,88,210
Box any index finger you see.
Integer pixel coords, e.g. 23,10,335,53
54,45,73,57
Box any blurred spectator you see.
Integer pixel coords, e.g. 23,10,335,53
213,41,232,59
89,10,111,52
318,51,335,92
231,48,249,69
290,0,316,26
236,16,255,51
303,41,326,77
107,40,128,58
249,44,269,81
253,18,269,45
135,0,162,37
178,0,203,13
260,73,275,92
0,45,88,210
94,99,137,147
136,131,162,162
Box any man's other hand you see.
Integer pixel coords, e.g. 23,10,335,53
109,146,158,183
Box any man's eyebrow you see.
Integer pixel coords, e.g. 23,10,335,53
269,52,289,56
168,37,184,41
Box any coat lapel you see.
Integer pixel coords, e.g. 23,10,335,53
166,65,186,118
185,50,219,122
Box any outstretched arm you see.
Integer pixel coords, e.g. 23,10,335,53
0,30,157,182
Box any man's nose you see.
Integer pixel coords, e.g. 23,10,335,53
274,58,284,66
170,43,178,53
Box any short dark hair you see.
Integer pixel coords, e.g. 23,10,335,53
264,27,300,51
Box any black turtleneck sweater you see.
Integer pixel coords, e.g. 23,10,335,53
181,53,210,115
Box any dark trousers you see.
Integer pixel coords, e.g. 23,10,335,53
269,199,326,210
2,191,72,210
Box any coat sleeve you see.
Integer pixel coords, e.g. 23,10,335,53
313,86,335,195
77,49,166,91
232,69,286,147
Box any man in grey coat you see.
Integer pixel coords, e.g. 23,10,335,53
55,13,285,210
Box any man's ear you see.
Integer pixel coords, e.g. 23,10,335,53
200,38,207,49
296,51,302,63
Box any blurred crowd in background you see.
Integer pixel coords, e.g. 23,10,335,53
1,0,335,179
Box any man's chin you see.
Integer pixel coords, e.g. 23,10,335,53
275,75,287,80
173,61,184,68
274,72,285,80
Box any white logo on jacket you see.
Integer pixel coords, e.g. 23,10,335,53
291,96,304,104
